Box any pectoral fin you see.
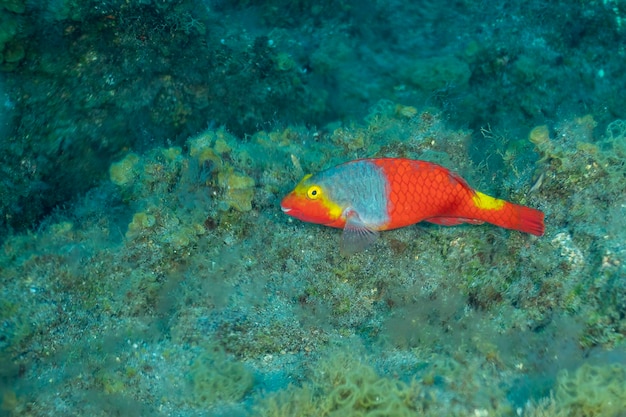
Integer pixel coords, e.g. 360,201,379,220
341,211,379,255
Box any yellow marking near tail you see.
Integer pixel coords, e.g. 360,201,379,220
472,191,506,211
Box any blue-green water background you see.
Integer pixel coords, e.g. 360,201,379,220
1,1,625,416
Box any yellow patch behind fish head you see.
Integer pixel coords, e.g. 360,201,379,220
291,174,344,224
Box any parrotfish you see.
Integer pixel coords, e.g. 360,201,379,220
281,158,544,254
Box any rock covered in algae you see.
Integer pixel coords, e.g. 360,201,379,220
218,168,255,212
125,211,156,239
188,128,256,212
407,55,471,91
109,153,140,186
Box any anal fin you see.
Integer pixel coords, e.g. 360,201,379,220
425,216,484,226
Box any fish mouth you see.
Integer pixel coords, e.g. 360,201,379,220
280,206,292,213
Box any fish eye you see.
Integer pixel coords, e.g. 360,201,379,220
307,185,322,199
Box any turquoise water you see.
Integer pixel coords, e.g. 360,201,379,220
1,1,625,416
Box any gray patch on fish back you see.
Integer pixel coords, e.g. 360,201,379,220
315,160,389,228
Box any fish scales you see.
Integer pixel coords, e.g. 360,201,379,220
281,158,544,254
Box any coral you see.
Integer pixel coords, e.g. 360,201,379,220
554,362,626,417
273,52,296,71
604,119,626,158
189,132,221,167
190,344,254,406
256,351,425,417
125,211,156,239
218,167,255,212
523,394,569,417
159,224,204,250
528,125,550,148
109,153,140,187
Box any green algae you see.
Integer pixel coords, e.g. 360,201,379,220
190,344,254,406
555,362,626,417
256,351,425,417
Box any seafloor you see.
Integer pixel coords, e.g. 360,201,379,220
1,1,625,416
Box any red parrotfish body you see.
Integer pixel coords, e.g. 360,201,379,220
281,158,544,254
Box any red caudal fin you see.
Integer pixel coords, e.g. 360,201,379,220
514,204,545,236
457,191,545,236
